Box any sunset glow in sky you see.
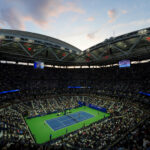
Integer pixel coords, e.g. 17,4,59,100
0,0,150,50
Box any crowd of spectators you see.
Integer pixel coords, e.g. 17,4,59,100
0,62,150,104
0,108,33,148
0,95,149,150
112,118,150,150
52,96,149,149
0,62,150,149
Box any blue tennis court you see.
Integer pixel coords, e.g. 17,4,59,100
45,111,94,131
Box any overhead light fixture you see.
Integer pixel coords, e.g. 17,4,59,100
69,49,72,53
62,53,66,56
28,47,32,51
14,37,20,42
28,39,34,43
60,46,65,50
146,37,150,42
80,51,84,55
124,44,127,48
86,48,90,52
76,51,80,55
0,35,5,40
138,29,147,35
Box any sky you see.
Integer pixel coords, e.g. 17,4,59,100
0,0,150,50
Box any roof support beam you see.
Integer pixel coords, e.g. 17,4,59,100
128,35,143,54
18,42,32,57
0,41,15,47
60,53,70,61
97,49,106,59
0,50,32,57
48,48,60,61
32,47,48,57
111,45,128,55
90,53,99,61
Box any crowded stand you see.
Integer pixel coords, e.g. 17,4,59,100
51,96,148,149
0,61,150,150
111,117,150,150
0,62,150,104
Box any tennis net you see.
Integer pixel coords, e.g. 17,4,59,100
67,114,79,123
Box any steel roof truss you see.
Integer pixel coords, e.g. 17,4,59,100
48,48,60,61
128,35,143,54
0,41,15,47
32,46,48,57
97,49,106,60
60,53,70,61
18,42,32,57
111,45,128,56
90,53,99,61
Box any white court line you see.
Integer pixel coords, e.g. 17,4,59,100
45,120,54,132
50,115,77,131
46,116,71,131
46,111,95,131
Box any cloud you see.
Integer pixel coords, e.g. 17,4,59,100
87,17,95,22
121,10,128,14
71,16,79,23
107,9,127,23
18,0,84,27
112,19,150,30
107,9,117,23
87,32,96,39
24,1,83,18
0,8,25,30
87,29,99,39
0,0,84,30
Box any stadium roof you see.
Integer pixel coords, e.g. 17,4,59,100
0,27,150,66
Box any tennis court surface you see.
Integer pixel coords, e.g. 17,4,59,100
46,111,94,131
